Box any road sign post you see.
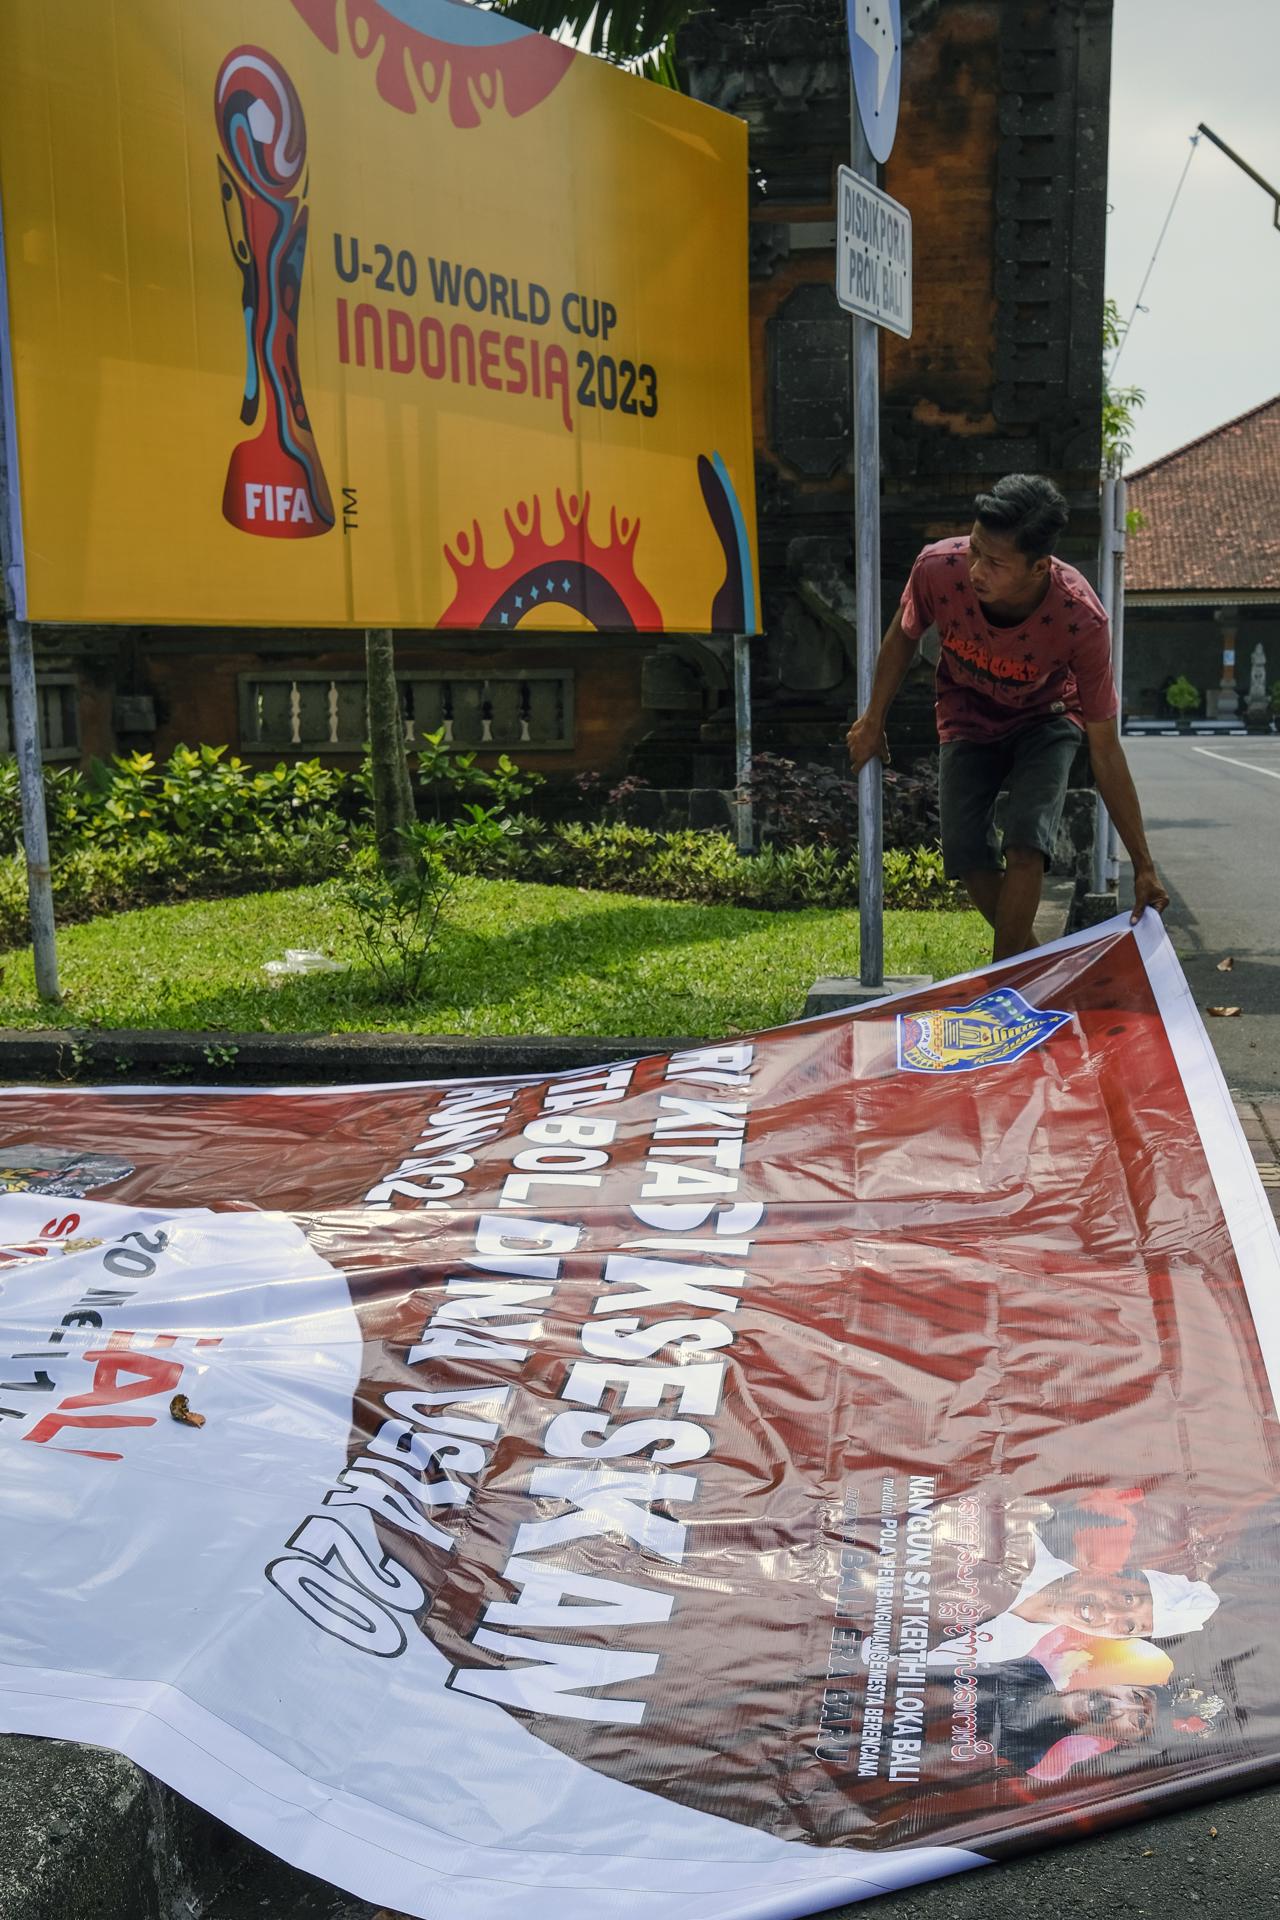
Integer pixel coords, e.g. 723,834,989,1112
848,122,885,990
840,0,907,992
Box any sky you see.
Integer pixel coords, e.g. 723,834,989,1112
1106,0,1280,473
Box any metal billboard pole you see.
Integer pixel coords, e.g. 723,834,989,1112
733,634,754,854
5,618,59,999
0,211,59,1001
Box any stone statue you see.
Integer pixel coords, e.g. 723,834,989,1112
1246,641,1271,733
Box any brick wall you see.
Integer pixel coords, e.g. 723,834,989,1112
135,634,647,778
683,0,1112,767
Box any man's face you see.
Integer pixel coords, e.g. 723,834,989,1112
1061,1685,1157,1743
1029,1567,1154,1638
966,521,1047,611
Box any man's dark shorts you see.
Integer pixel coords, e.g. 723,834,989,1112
938,717,1081,880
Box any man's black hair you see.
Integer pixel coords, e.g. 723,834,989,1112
972,473,1069,561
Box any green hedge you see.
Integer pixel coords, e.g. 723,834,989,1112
0,737,962,951
0,747,353,855
0,819,957,951
439,818,958,911
0,823,352,950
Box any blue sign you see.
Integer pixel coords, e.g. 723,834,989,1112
847,0,902,166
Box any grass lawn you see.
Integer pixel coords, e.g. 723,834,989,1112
0,878,990,1038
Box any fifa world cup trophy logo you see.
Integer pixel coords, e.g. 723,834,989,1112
216,49,334,538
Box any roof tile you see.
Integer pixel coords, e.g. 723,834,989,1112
1125,395,1280,593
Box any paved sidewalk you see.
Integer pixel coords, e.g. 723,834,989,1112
1236,1096,1280,1220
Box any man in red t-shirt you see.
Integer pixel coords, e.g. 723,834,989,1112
846,473,1169,960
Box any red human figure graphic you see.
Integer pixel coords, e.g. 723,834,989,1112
216,48,334,538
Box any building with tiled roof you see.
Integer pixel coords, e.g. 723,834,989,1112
1121,398,1280,728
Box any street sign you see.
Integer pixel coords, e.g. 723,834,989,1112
843,3,906,990
847,0,902,165
836,165,913,340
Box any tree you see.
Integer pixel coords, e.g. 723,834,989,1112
1101,298,1145,475
1101,298,1148,535
488,1,702,83
365,628,416,881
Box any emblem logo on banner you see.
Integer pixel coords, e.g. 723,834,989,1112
896,986,1070,1073
216,48,335,539
0,1147,135,1198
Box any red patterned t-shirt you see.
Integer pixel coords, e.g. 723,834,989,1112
899,536,1118,743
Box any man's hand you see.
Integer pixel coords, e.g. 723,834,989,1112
1130,864,1170,925
846,714,891,774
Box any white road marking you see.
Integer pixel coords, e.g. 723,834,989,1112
1191,747,1280,781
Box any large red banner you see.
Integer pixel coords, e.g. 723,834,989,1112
0,915,1277,1918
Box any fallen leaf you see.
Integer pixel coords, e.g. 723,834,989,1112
1217,956,1234,972
1209,1826,1218,1838
169,1393,206,1429
1206,1006,1241,1018
1142,1847,1154,1857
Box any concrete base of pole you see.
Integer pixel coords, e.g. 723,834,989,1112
1075,890,1119,930
1034,875,1077,946
804,974,933,1017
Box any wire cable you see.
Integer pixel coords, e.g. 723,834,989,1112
1110,132,1201,378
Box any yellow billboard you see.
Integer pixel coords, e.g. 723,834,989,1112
0,0,759,634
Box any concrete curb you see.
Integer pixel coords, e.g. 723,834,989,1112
0,1734,259,1920
0,1732,374,1920
1034,873,1076,945
0,1028,698,1086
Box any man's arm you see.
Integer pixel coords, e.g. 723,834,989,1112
1084,718,1170,923
845,607,920,772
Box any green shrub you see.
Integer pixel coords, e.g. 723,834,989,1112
436,818,960,914
1164,675,1200,716
745,751,941,851
0,740,960,953
412,732,546,818
0,759,94,854
0,748,353,856
0,820,351,949
882,845,954,909
335,826,455,1004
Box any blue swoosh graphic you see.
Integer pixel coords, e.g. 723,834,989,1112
375,1,537,49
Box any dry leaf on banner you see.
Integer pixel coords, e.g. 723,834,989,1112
1217,957,1235,971
170,1394,206,1428
1206,1006,1241,1018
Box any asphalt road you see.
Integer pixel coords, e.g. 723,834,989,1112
839,1779,1280,1919
1117,735,1280,1096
